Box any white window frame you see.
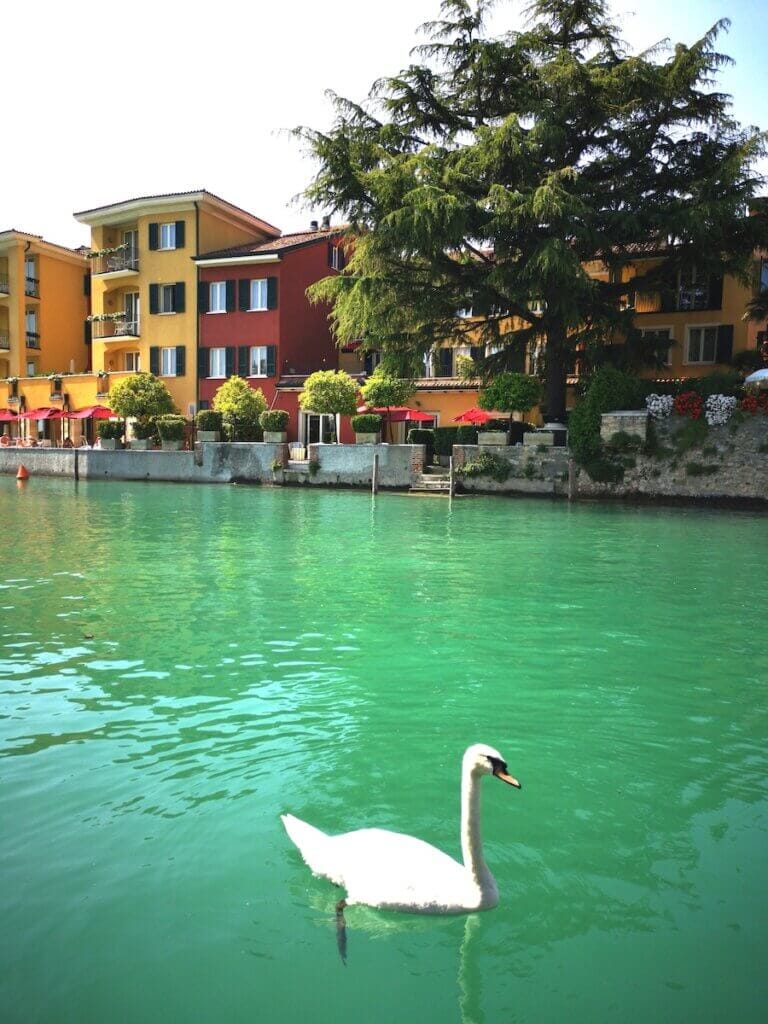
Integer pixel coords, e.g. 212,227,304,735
125,351,141,372
209,281,227,313
330,246,342,271
25,309,37,332
677,267,710,312
640,326,674,367
160,347,177,377
209,347,227,378
159,223,177,251
685,324,719,365
249,279,268,311
249,345,268,377
159,284,176,314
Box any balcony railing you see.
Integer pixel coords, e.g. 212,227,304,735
91,251,140,276
0,332,9,349
0,275,9,294
25,276,40,298
91,318,140,340
26,331,40,348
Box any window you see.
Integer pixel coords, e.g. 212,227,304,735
678,267,709,311
686,326,718,364
249,279,268,310
159,223,176,250
125,352,141,372
160,284,176,313
26,360,36,376
209,282,227,313
640,327,673,366
330,246,342,271
250,346,268,376
210,347,227,377
160,347,177,376
760,259,768,292
25,309,37,333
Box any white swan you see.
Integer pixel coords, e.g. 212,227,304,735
281,744,520,914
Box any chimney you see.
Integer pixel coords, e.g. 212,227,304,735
310,219,319,232
321,215,331,230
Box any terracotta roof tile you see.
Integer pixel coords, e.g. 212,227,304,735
197,228,346,261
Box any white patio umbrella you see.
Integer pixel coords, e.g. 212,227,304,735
744,368,768,388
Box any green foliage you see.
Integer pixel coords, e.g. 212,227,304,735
455,355,477,380
212,377,267,441
156,415,186,442
97,420,123,440
455,425,479,445
108,373,175,420
260,409,290,432
458,450,511,483
606,430,643,453
582,456,626,483
299,0,768,422
351,413,382,433
299,370,358,416
673,417,709,454
690,372,743,399
359,372,415,410
271,459,284,473
685,461,720,476
309,460,320,477
132,418,157,441
569,368,646,463
407,428,434,445
434,426,459,455
196,410,222,432
731,350,765,374
479,373,541,414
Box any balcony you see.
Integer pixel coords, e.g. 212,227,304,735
91,249,139,279
0,276,8,296
25,276,40,298
26,332,40,348
91,318,140,341
0,333,9,350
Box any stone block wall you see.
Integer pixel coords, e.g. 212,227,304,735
453,444,570,495
600,410,649,444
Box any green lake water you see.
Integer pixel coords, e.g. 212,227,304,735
1,476,767,1023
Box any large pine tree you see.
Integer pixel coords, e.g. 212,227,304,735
300,0,767,420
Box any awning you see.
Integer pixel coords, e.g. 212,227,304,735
18,407,61,420
0,409,17,422
67,405,113,419
454,407,504,424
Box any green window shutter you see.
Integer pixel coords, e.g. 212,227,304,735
237,345,250,377
238,279,250,311
174,282,185,313
83,273,90,296
225,346,236,377
716,324,734,364
149,346,160,375
149,223,159,250
266,345,277,377
438,348,453,376
267,277,278,309
226,280,236,312
708,275,724,310
198,347,210,378
327,241,334,268
175,346,186,377
84,320,92,345
175,221,185,249
149,283,159,314
198,282,209,313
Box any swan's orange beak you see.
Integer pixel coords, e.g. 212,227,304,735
494,767,521,789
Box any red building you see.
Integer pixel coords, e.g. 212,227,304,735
195,225,353,441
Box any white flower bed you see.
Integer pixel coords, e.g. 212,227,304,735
704,393,737,427
646,393,673,419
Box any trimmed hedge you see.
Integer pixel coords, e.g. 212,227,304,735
434,426,458,455
407,428,434,445
455,425,479,445
351,413,382,433
132,418,157,440
156,415,187,441
259,409,290,432
97,420,123,440
196,409,222,431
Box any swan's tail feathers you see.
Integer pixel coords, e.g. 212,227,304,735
281,814,338,881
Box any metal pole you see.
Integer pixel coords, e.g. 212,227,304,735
372,452,379,495
449,454,454,497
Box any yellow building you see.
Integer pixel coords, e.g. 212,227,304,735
74,190,280,415
0,230,89,382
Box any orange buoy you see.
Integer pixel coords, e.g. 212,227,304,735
16,464,29,480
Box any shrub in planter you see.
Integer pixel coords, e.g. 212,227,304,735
196,409,222,432
351,413,382,434
260,409,290,433
132,418,157,440
156,415,187,449
98,420,123,440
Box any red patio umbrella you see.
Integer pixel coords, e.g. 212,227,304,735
0,409,17,422
67,405,113,419
18,407,61,419
370,406,435,422
454,407,501,424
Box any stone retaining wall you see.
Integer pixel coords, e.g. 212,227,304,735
453,444,570,496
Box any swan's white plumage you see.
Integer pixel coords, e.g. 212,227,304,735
281,743,516,914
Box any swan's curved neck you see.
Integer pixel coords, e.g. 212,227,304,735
460,763,492,887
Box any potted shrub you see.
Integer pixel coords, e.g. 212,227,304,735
259,409,290,443
97,419,124,450
478,373,542,444
130,418,156,450
196,409,222,442
156,414,187,451
212,376,266,441
407,427,434,465
351,413,382,444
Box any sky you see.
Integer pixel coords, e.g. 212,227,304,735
3,0,766,249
